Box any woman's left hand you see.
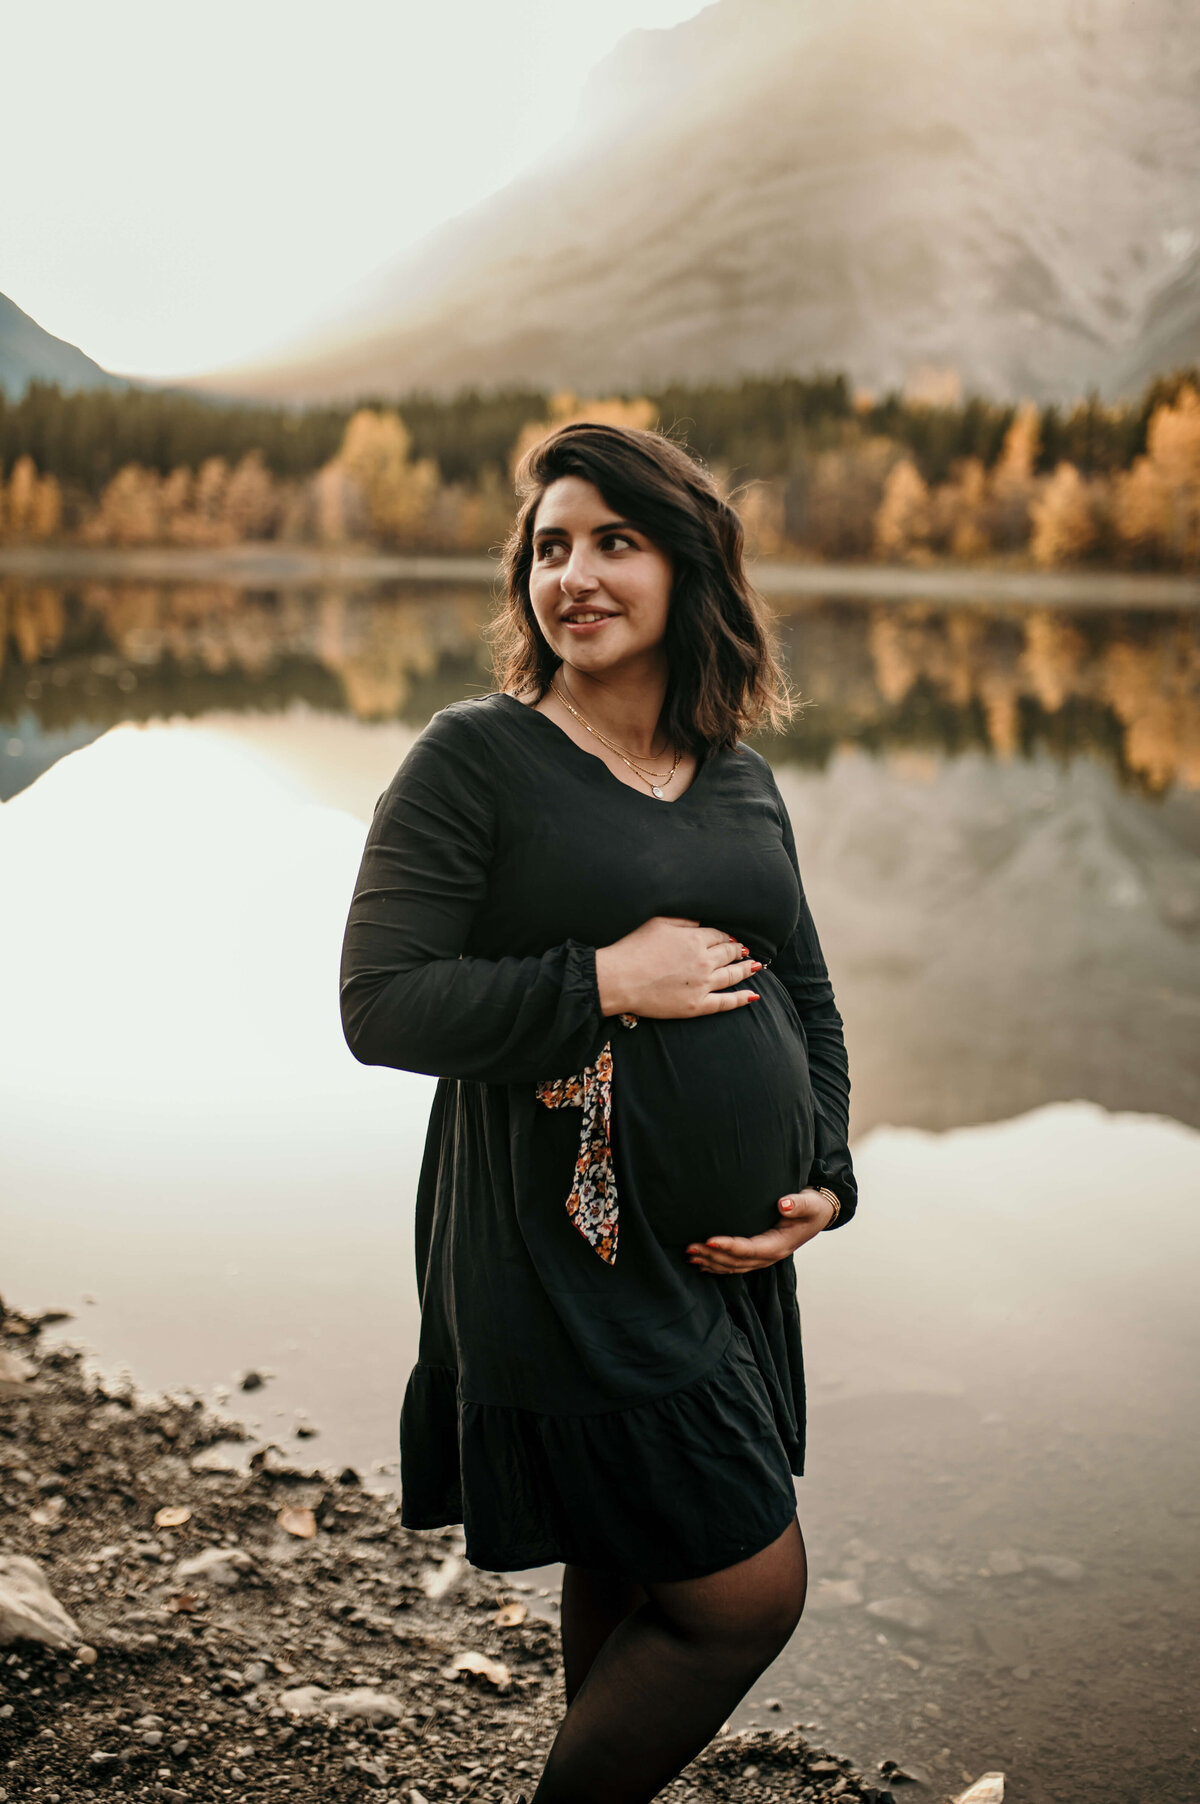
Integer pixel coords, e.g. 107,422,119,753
685,1188,836,1274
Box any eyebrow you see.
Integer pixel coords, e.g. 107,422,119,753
532,518,641,541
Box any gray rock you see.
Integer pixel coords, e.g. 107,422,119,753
1027,1554,1085,1583
865,1596,935,1634
976,1622,1030,1668
278,1683,404,1723
985,1548,1025,1577
189,1445,244,1476
0,1555,81,1650
807,1579,864,1614
278,1685,330,1717
175,1546,254,1587
421,1555,464,1600
0,1350,33,1396
905,1553,955,1594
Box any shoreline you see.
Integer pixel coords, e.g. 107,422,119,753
0,543,1197,608
0,1300,930,1804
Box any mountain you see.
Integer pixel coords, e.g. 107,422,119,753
0,291,125,400
214,0,1200,406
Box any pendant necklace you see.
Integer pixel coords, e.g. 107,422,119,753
550,677,680,798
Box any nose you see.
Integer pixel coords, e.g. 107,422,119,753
559,543,600,599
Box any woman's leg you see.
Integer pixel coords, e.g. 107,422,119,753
560,1564,649,1703
532,1514,807,1804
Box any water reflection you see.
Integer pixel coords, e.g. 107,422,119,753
2,575,1199,1804
2,575,1199,798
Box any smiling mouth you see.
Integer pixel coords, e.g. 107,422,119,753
562,611,615,625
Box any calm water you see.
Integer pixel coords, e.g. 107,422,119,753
2,571,1199,1804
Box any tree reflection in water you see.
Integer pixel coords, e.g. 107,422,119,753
0,575,1198,798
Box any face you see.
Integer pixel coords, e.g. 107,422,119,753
527,476,674,681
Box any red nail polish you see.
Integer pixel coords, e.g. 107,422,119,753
750,961,762,973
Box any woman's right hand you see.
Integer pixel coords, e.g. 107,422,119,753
594,916,762,1019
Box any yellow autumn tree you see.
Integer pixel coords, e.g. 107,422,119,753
509,392,657,476
319,409,440,548
874,459,931,560
989,402,1040,549
1114,382,1200,567
1030,462,1096,567
937,457,991,560
0,455,62,542
83,465,163,546
223,450,280,541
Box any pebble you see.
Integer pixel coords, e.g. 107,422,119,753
807,1578,864,1613
986,1548,1025,1577
905,1552,955,1593
865,1595,935,1634
175,1545,254,1586
1026,1553,1084,1583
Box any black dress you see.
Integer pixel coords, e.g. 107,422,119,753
339,692,857,1582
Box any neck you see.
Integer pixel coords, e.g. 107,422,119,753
556,661,671,758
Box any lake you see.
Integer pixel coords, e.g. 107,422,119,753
2,566,1198,1804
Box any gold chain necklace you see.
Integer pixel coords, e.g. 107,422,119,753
551,677,680,798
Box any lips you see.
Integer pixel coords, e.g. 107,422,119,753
561,608,616,625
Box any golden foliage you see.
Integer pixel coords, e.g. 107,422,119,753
1029,462,1097,568
509,392,657,477
874,459,931,560
805,437,901,560
316,409,441,549
0,455,63,543
1113,383,1200,567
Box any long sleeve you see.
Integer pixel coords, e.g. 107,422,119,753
339,706,610,1084
767,776,858,1228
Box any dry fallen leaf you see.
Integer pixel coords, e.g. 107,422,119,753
492,1602,527,1627
277,1505,317,1539
154,1505,192,1528
167,1593,202,1614
444,1650,511,1690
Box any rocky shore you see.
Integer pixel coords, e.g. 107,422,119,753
0,1302,978,1804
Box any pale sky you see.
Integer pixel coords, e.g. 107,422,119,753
1,0,710,381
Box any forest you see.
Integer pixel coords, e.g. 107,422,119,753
1,369,1198,569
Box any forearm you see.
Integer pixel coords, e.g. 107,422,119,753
340,940,610,1084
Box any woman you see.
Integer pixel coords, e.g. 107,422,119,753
339,422,857,1804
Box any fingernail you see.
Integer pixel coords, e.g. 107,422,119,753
781,1198,795,1211
750,961,762,973
747,992,760,1001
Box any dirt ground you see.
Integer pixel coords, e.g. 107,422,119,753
0,1301,911,1804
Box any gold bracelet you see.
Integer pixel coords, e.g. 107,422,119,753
817,1186,841,1229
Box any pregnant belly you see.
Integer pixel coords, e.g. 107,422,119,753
610,972,816,1247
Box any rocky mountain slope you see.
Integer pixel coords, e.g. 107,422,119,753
219,0,1200,406
0,291,124,399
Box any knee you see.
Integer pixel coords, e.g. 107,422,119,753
665,1575,805,1669
743,1576,806,1662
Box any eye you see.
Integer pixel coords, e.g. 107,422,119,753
535,539,565,562
601,532,636,552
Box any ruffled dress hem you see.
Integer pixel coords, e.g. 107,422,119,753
399,1322,801,1583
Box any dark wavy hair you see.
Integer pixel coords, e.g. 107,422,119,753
491,421,793,753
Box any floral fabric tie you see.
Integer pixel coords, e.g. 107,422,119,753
535,1014,637,1266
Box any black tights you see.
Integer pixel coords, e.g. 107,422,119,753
530,1515,807,1804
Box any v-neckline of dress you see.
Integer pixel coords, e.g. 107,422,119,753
496,691,716,808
